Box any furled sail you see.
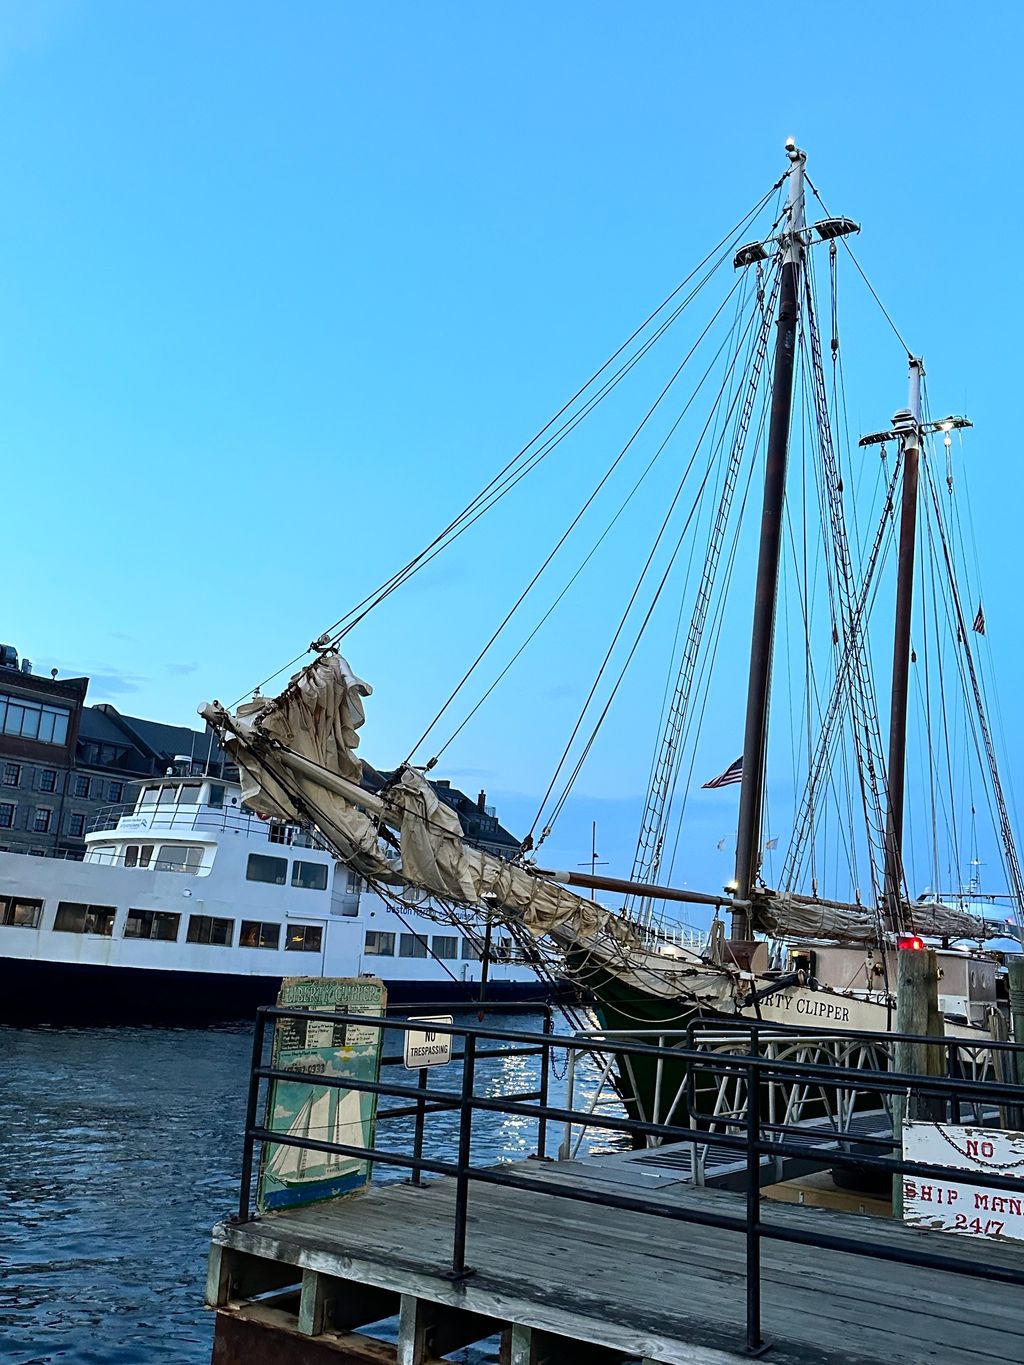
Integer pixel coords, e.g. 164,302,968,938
753,890,993,945
201,652,643,951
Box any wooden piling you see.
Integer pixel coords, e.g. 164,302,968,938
892,946,941,1216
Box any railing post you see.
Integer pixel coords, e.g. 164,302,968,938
946,1040,963,1126
450,1031,477,1278
744,1045,763,1354
236,1010,267,1222
411,1066,428,1186
537,1008,552,1159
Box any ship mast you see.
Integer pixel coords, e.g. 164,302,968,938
882,358,924,923
731,140,806,938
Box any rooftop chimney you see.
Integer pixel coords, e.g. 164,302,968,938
477,789,487,813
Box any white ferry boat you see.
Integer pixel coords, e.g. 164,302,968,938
0,774,547,1021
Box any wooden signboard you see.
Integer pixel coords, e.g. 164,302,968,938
257,976,386,1213
903,1121,1024,1243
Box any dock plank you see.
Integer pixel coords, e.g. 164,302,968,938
212,1152,1024,1365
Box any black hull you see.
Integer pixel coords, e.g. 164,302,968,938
0,956,554,1025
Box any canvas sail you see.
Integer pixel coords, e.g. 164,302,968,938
752,891,993,945
202,653,646,954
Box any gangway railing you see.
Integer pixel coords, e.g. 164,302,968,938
233,1008,1024,1356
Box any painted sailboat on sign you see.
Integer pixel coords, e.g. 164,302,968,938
201,140,1021,1068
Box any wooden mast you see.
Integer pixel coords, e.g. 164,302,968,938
882,358,924,923
731,141,807,937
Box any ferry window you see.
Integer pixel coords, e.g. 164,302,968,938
399,933,428,959
1,896,42,928
40,769,57,793
140,786,160,807
364,931,395,956
268,823,294,845
208,784,225,810
157,785,179,807
246,853,288,885
180,784,202,804
240,920,281,949
286,924,323,952
292,860,328,891
345,868,364,894
33,808,52,833
67,813,85,838
461,938,482,961
54,902,116,936
89,842,116,864
109,781,124,803
124,909,180,941
157,845,205,874
73,775,91,799
138,844,153,867
432,935,459,960
125,844,140,868
3,763,20,787
186,914,234,946
0,802,14,829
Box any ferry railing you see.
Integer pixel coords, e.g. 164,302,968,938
234,1009,1024,1357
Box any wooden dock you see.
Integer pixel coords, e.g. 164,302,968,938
207,1147,1024,1365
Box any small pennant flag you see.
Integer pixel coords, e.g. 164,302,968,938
973,603,986,635
716,837,727,851
703,756,743,789
765,837,778,850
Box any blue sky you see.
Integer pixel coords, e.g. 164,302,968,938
3,3,1021,914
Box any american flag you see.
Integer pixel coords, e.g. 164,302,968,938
973,603,986,635
702,756,743,789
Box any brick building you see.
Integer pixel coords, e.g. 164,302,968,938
0,643,227,859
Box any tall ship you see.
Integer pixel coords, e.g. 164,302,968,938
0,770,544,1022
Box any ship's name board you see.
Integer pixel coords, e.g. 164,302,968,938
404,1015,454,1069
903,1121,1024,1243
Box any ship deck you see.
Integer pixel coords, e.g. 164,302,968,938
208,1146,1024,1365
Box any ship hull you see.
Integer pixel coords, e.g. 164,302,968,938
0,955,553,1025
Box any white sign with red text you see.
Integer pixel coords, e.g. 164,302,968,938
903,1121,1024,1243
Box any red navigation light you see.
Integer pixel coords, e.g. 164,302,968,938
897,934,926,951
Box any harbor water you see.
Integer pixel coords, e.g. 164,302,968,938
1,1011,611,1365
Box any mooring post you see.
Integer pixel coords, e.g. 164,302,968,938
892,947,939,1217
1009,958,1024,1089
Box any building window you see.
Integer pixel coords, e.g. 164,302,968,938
364,930,396,956
124,909,180,941
124,844,154,868
186,914,234,946
39,769,57,793
286,924,323,952
461,937,483,961
0,803,14,829
0,694,70,745
1,896,43,928
54,902,116,935
432,935,459,960
108,781,124,802
291,860,328,891
66,812,86,838
246,853,287,885
156,845,204,874
240,920,281,949
399,933,428,959
3,763,21,787
73,775,91,799
33,808,52,834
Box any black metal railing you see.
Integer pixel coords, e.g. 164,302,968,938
235,1010,1024,1355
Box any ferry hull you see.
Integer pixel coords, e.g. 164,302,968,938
0,955,553,1024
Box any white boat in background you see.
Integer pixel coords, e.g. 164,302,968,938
0,773,546,1021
